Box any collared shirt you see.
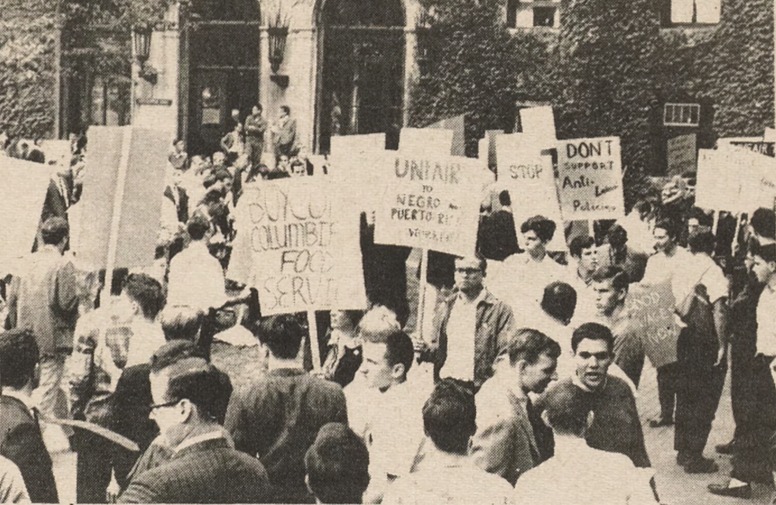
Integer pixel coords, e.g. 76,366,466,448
514,437,656,505
643,246,694,308
441,290,486,382
167,241,227,312
173,431,227,455
488,252,568,310
2,391,35,416
757,283,776,357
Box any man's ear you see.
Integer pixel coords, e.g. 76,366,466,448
305,474,314,497
540,410,551,428
391,363,406,380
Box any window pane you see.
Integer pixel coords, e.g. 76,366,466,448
534,7,556,27
671,0,694,23
696,0,721,23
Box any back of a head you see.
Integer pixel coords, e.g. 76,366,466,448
187,215,210,241
688,230,715,255
124,273,165,320
423,379,476,455
305,423,369,504
752,207,776,240
158,358,232,424
358,305,401,343
505,328,561,366
571,322,614,354
542,383,592,435
150,340,207,373
607,224,628,247
569,235,595,259
520,215,556,243
258,314,304,360
384,330,415,376
541,282,577,323
0,329,39,389
752,241,776,264
41,216,69,246
498,190,511,207
160,306,204,342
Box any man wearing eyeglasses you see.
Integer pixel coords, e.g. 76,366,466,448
119,358,270,503
417,255,514,390
537,323,651,470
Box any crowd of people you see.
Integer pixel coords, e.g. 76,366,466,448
0,111,775,504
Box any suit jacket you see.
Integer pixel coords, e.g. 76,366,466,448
118,437,270,504
478,210,519,261
0,396,58,503
7,246,79,354
273,117,297,147
225,368,347,503
424,290,514,389
471,375,539,485
40,177,71,223
163,186,189,224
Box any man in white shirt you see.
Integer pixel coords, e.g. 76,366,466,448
167,215,227,312
642,219,691,428
384,379,514,505
514,384,657,505
360,330,426,503
419,256,514,389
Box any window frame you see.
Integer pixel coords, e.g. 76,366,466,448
506,0,561,30
663,103,701,128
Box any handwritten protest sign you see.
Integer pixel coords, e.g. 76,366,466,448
496,134,565,251
74,127,168,270
667,134,697,177
729,140,775,157
695,149,743,213
742,149,776,212
374,153,486,257
0,158,51,275
625,281,679,368
556,136,625,221
329,133,386,211
520,106,556,147
227,178,366,315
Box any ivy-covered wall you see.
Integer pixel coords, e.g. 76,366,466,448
0,0,59,138
410,0,774,183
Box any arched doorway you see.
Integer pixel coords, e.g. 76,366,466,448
183,0,261,155
317,0,406,152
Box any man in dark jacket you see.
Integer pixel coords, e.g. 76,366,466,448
0,329,59,503
478,190,519,261
225,315,347,503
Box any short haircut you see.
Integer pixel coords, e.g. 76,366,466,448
339,310,365,328
257,315,305,360
688,230,715,255
542,383,592,435
281,105,291,115
187,215,210,241
504,328,561,366
520,215,556,243
654,218,679,240
214,169,232,182
158,358,232,423
607,224,628,246
423,379,477,455
41,217,69,245
0,330,39,389
161,306,205,342
384,330,414,376
305,423,369,504
454,254,487,276
569,235,595,259
541,282,577,323
688,206,713,227
591,266,629,291
752,208,776,240
358,306,401,343
150,340,207,373
571,322,614,354
124,273,165,319
752,242,776,264
498,190,511,207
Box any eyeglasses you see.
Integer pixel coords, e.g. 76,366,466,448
149,399,180,411
455,268,482,275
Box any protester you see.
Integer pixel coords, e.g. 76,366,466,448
119,358,270,503
418,255,514,389
221,122,245,164
514,385,657,505
245,105,267,169
321,310,365,388
6,217,78,450
168,138,188,171
538,323,650,468
0,329,59,503
385,379,514,504
472,329,560,484
596,224,647,283
568,235,598,290
304,423,370,504
272,105,297,158
225,315,347,503
478,190,519,261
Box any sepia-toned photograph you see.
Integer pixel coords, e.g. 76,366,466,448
0,0,775,503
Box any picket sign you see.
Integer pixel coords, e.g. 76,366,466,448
519,106,557,148
307,310,321,371
103,128,133,309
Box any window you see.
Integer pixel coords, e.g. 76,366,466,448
664,103,701,127
662,0,720,26
507,0,560,29
89,77,131,126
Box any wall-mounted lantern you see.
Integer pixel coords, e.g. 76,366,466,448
267,5,290,87
132,25,158,85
